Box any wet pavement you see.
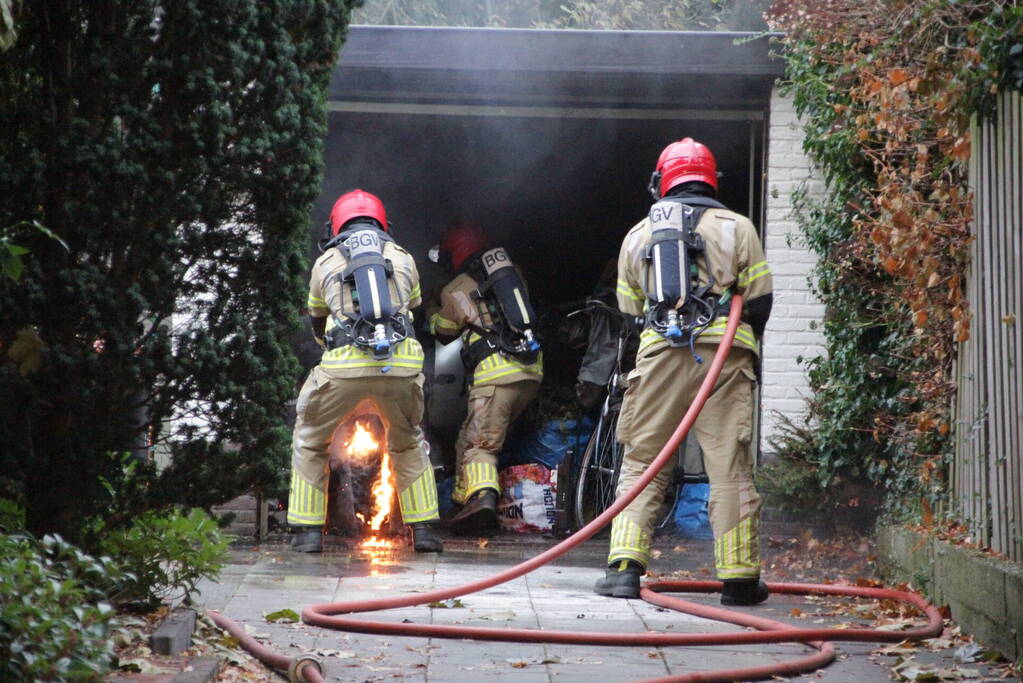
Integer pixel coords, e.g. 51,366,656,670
193,530,1004,682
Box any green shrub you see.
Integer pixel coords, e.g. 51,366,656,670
97,507,230,609
759,409,881,530
0,533,122,681
0,496,24,531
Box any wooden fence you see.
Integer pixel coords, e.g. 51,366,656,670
954,89,1022,562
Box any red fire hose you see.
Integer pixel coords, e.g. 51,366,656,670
212,295,943,683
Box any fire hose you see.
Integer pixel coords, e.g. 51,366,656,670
211,295,943,683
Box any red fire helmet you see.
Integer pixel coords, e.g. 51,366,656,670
652,138,718,198
328,189,387,235
439,222,490,271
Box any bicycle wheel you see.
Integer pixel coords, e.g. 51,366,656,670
574,401,624,530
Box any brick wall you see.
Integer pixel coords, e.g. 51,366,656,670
760,86,827,454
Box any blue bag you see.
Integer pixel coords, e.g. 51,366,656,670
673,482,714,539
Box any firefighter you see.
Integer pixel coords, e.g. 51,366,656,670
428,223,543,535
594,139,773,605
288,189,442,554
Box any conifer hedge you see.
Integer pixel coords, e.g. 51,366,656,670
0,1,359,541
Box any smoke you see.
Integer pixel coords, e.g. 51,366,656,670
317,27,773,310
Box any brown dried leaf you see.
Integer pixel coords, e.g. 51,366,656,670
889,68,910,86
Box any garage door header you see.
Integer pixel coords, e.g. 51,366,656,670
329,25,784,110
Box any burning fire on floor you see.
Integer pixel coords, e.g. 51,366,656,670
329,414,405,569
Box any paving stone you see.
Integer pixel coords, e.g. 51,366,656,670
193,535,984,682
170,656,221,683
151,608,197,655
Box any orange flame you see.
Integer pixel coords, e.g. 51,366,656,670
341,419,398,555
366,449,395,533
346,420,379,462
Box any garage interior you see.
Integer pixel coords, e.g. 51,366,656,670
308,25,783,498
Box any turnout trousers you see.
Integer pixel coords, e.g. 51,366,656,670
607,345,762,579
452,378,540,504
287,366,439,527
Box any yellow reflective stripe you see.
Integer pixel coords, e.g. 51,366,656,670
320,338,424,370
638,320,758,354
307,293,329,314
430,312,460,334
463,461,499,499
608,516,651,568
409,283,421,301
738,261,770,288
287,469,326,526
638,327,664,353
398,467,440,523
714,515,759,579
616,278,644,303
473,358,543,385
701,326,759,349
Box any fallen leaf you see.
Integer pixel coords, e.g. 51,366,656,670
954,642,982,663
117,658,178,674
264,608,300,623
429,599,465,609
242,625,272,639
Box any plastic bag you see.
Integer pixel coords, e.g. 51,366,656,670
673,482,714,539
497,464,556,533
501,415,594,469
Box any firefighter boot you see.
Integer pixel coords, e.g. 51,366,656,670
450,489,499,536
411,523,443,553
720,578,769,606
291,525,323,553
594,560,644,599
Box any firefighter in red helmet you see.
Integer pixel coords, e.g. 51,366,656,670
288,189,442,554
428,222,543,535
594,139,774,605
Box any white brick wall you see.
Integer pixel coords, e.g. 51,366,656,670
760,86,827,454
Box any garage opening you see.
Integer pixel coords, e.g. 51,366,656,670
306,25,782,533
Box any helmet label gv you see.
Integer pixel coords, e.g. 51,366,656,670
650,201,684,229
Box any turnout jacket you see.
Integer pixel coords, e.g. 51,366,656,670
306,240,424,377
615,205,773,359
430,270,543,387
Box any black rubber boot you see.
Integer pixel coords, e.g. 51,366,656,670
450,489,499,536
291,525,323,553
411,523,443,553
593,560,644,599
720,578,769,606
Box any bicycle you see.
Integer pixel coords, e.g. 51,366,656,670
569,299,708,532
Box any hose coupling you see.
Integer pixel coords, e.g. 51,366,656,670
288,655,323,683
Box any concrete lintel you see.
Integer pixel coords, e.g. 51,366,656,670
328,100,764,121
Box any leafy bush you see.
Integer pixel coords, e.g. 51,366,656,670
758,410,881,529
97,507,230,609
0,533,122,681
0,497,24,531
764,3,1023,520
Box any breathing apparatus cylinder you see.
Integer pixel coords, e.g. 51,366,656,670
332,224,407,361
645,200,698,347
476,247,541,356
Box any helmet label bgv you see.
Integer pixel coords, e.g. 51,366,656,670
480,247,511,276
343,229,383,257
